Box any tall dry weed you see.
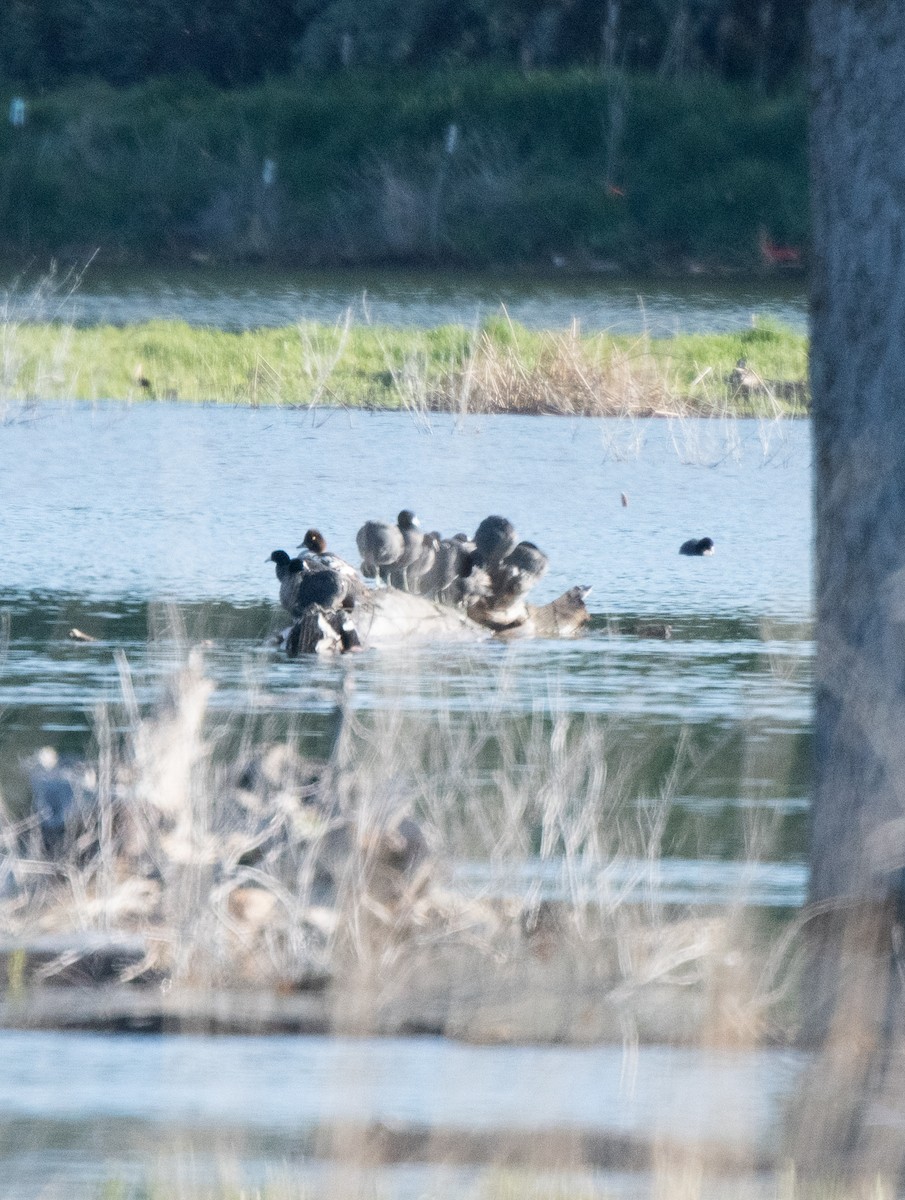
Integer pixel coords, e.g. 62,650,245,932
428,324,691,417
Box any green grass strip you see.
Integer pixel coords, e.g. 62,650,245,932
0,316,808,415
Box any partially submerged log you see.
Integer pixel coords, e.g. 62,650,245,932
285,589,484,655
469,585,592,639
283,585,591,654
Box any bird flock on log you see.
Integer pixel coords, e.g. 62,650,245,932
269,512,551,650
269,508,715,653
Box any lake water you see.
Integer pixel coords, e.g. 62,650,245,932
0,1030,805,1199
0,390,813,1188
1,406,812,907
1,264,808,335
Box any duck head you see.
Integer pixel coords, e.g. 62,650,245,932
299,528,327,554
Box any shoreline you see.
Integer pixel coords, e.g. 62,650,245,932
0,317,809,415
0,974,795,1046
0,1115,782,1177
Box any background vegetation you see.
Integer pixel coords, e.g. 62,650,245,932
0,67,806,270
1,1,804,89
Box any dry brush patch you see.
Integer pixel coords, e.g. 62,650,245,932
427,327,681,417
0,646,801,1047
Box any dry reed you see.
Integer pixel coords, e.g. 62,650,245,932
430,324,680,417
0,638,799,1050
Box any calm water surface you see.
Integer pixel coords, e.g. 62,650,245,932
1,406,812,897
2,406,809,610
0,1031,805,1199
1,265,807,335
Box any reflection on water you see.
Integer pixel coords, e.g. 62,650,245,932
0,1031,805,1198
452,855,808,908
0,264,808,335
0,602,812,892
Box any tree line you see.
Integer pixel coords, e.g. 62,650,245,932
2,0,803,90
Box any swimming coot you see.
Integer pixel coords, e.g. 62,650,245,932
679,537,715,557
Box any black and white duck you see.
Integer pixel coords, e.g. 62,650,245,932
269,550,349,616
297,527,365,600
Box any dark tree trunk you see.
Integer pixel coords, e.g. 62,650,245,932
797,0,905,1175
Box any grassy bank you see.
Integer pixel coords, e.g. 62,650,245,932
0,68,807,270
0,315,808,414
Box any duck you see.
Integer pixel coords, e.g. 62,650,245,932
635,622,673,639
728,357,808,404
416,533,483,605
298,528,348,571
297,528,365,599
297,527,330,562
291,567,348,613
728,358,763,393
358,509,429,592
390,529,437,594
679,537,715,556
386,509,429,591
269,550,349,616
269,549,305,614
